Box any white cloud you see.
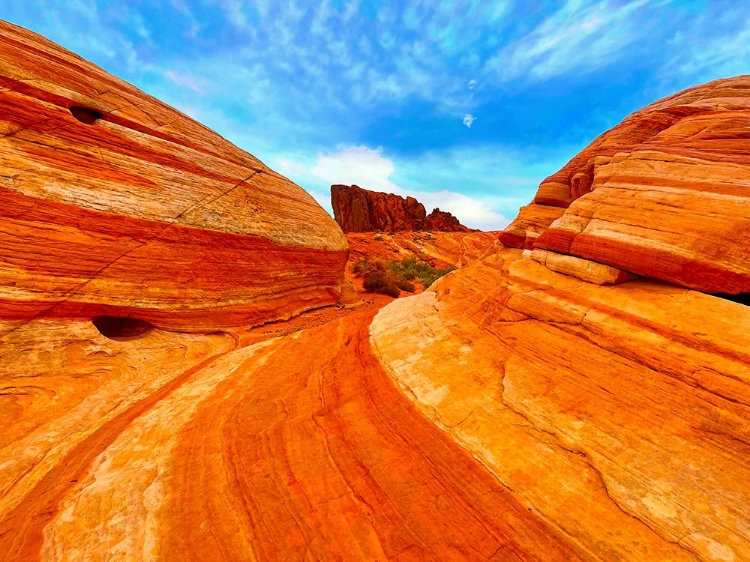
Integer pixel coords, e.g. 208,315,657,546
222,0,249,29
463,113,476,128
671,15,750,81
310,146,399,193
468,79,477,89
307,146,509,230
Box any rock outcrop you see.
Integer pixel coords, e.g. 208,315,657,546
369,76,750,562
4,21,750,562
501,75,750,295
0,20,347,332
331,184,470,232
371,253,750,562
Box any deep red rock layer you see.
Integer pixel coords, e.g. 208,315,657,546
331,184,470,232
0,20,347,330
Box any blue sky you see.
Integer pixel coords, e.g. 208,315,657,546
3,1,749,229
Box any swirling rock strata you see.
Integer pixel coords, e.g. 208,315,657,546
371,251,750,562
0,20,347,331
502,76,750,294
1,309,588,561
331,184,470,232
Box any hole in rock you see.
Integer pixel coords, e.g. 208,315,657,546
713,293,750,306
69,106,103,125
92,316,153,341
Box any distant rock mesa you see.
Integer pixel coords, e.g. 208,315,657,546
331,184,470,232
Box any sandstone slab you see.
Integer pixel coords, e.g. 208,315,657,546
504,76,750,294
530,248,638,285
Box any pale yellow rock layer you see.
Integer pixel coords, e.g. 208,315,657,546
531,248,638,285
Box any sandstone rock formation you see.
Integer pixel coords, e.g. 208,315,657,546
501,75,750,295
3,20,750,562
331,184,470,232
0,20,347,332
371,252,750,562
368,76,750,562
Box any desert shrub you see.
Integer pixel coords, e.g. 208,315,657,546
394,276,416,293
352,258,385,277
356,255,451,297
388,256,454,288
363,270,400,297
374,235,383,241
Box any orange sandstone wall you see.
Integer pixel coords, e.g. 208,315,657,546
502,76,750,295
0,21,347,331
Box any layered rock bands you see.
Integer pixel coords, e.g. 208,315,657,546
0,20,348,332
501,75,750,295
3,19,750,562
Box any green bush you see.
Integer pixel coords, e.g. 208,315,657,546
352,258,384,276
354,255,452,296
363,270,400,297
394,276,416,293
387,256,454,288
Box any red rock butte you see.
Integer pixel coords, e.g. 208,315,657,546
331,183,470,232
2,20,750,562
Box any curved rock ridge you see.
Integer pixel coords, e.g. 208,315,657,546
501,75,750,294
371,249,750,562
0,20,347,330
331,184,470,232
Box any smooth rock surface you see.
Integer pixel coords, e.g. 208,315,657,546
499,203,565,249
0,20,347,330
1,308,588,562
530,248,638,285
371,249,750,562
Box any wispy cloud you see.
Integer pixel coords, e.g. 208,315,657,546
166,70,206,94
486,0,664,82
4,0,750,232
667,8,750,82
